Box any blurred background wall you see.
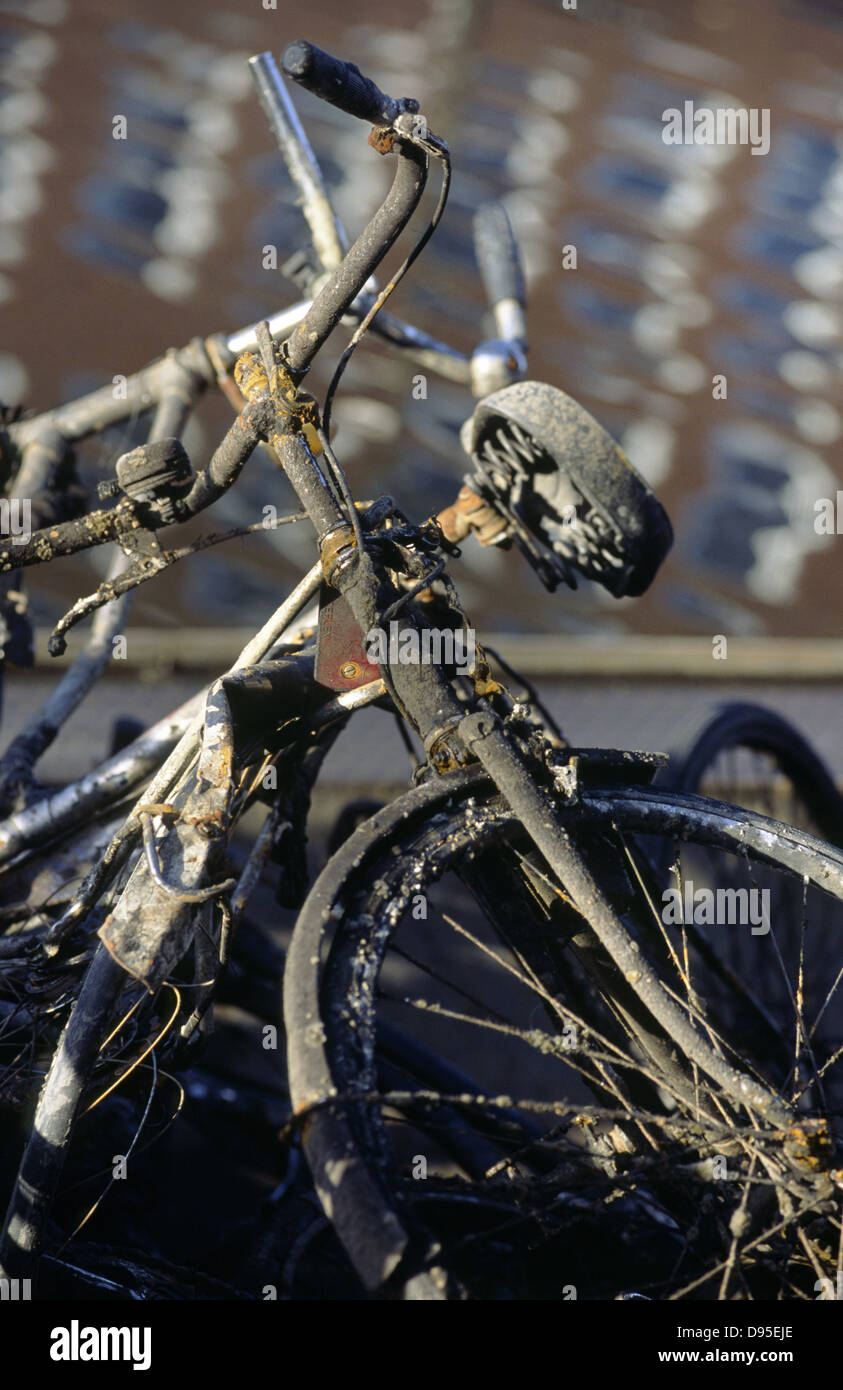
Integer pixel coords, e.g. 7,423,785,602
1,0,842,646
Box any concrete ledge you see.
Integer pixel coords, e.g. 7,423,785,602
21,629,843,682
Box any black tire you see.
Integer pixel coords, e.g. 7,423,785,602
662,702,843,848
284,773,843,1300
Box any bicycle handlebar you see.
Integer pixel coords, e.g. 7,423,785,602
474,203,525,318
473,202,526,345
281,39,417,127
249,51,346,272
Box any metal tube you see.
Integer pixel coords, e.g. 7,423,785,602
269,432,344,540
226,294,471,385
0,691,204,864
9,342,212,449
283,140,428,379
225,300,311,358
0,428,71,720
0,379,202,802
183,396,272,513
459,709,793,1131
364,303,470,382
11,427,68,502
10,298,466,453
248,51,347,272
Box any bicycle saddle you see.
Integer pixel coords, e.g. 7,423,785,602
460,380,673,597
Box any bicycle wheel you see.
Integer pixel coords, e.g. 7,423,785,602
0,747,234,1282
284,771,843,1300
658,703,843,1107
663,702,843,847
0,943,128,1280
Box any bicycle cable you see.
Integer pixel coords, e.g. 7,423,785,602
317,141,453,561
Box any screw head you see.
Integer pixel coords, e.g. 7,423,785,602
194,818,223,840
340,662,359,680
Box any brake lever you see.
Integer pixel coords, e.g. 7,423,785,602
47,546,169,656
47,444,189,653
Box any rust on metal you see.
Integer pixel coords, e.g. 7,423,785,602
182,810,227,836
784,1118,832,1171
319,524,357,585
470,647,500,698
368,126,395,155
426,723,474,775
233,350,273,402
437,485,508,547
314,586,380,692
234,349,321,438
97,678,241,989
204,333,247,414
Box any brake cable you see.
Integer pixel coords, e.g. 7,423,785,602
318,136,453,561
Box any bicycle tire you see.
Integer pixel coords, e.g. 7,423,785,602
284,772,843,1299
662,701,843,848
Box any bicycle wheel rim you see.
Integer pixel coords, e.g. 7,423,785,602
286,775,843,1297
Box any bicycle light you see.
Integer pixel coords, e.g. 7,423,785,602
461,380,673,597
111,438,195,524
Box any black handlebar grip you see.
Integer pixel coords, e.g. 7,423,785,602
473,202,526,314
282,40,416,126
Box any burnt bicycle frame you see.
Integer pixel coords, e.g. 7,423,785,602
0,40,815,1296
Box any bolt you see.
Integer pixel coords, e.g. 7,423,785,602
464,712,495,740
194,819,223,840
340,662,359,680
154,498,180,525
